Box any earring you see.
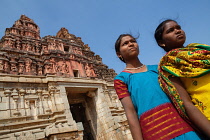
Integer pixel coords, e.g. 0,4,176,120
119,56,124,61
162,44,165,47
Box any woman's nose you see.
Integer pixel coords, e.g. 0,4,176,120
175,29,181,34
128,41,133,46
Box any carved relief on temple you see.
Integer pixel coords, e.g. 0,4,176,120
0,53,8,73
1,83,64,119
84,63,96,77
0,15,117,81
9,15,40,39
58,61,70,74
94,55,102,63
56,27,73,39
56,27,84,46
84,44,90,51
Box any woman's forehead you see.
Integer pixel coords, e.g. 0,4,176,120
121,36,134,41
164,21,178,28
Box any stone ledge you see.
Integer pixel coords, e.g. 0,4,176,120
0,74,109,85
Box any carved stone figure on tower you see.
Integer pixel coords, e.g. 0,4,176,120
11,63,18,72
18,62,25,74
25,58,32,73
56,27,72,39
0,59,4,72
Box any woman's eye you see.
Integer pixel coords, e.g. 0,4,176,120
177,25,181,29
122,42,128,46
167,28,174,33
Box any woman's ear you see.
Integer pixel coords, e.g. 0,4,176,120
116,52,121,58
158,40,165,47
117,52,124,62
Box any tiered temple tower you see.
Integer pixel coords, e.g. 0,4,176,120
0,15,131,140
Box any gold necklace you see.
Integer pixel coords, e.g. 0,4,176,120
125,64,145,70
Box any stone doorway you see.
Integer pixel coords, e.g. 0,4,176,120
66,87,97,140
70,103,94,140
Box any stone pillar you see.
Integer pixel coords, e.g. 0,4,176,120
11,89,20,116
49,87,58,111
4,89,11,117
19,88,26,116
37,88,44,115
42,89,51,113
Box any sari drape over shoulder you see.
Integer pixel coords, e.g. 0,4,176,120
159,43,210,121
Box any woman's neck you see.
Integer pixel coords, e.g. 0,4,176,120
124,58,146,73
125,58,143,68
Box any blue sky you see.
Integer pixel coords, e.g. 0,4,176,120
1,0,210,74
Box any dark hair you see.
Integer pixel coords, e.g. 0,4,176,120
154,19,177,51
115,34,137,62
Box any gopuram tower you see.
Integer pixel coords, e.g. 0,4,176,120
0,15,132,140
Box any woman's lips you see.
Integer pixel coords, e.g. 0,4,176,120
177,34,185,39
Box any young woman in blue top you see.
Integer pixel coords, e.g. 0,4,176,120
114,34,204,140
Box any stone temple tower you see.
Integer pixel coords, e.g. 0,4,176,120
0,15,131,140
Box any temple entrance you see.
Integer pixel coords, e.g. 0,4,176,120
66,87,97,140
70,103,94,140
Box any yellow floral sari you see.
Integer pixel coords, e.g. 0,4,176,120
159,43,210,121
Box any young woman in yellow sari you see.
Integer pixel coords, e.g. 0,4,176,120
155,19,210,138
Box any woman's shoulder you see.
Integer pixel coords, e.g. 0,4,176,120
115,65,158,78
114,70,133,82
147,64,158,71
115,71,130,78
187,43,210,48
